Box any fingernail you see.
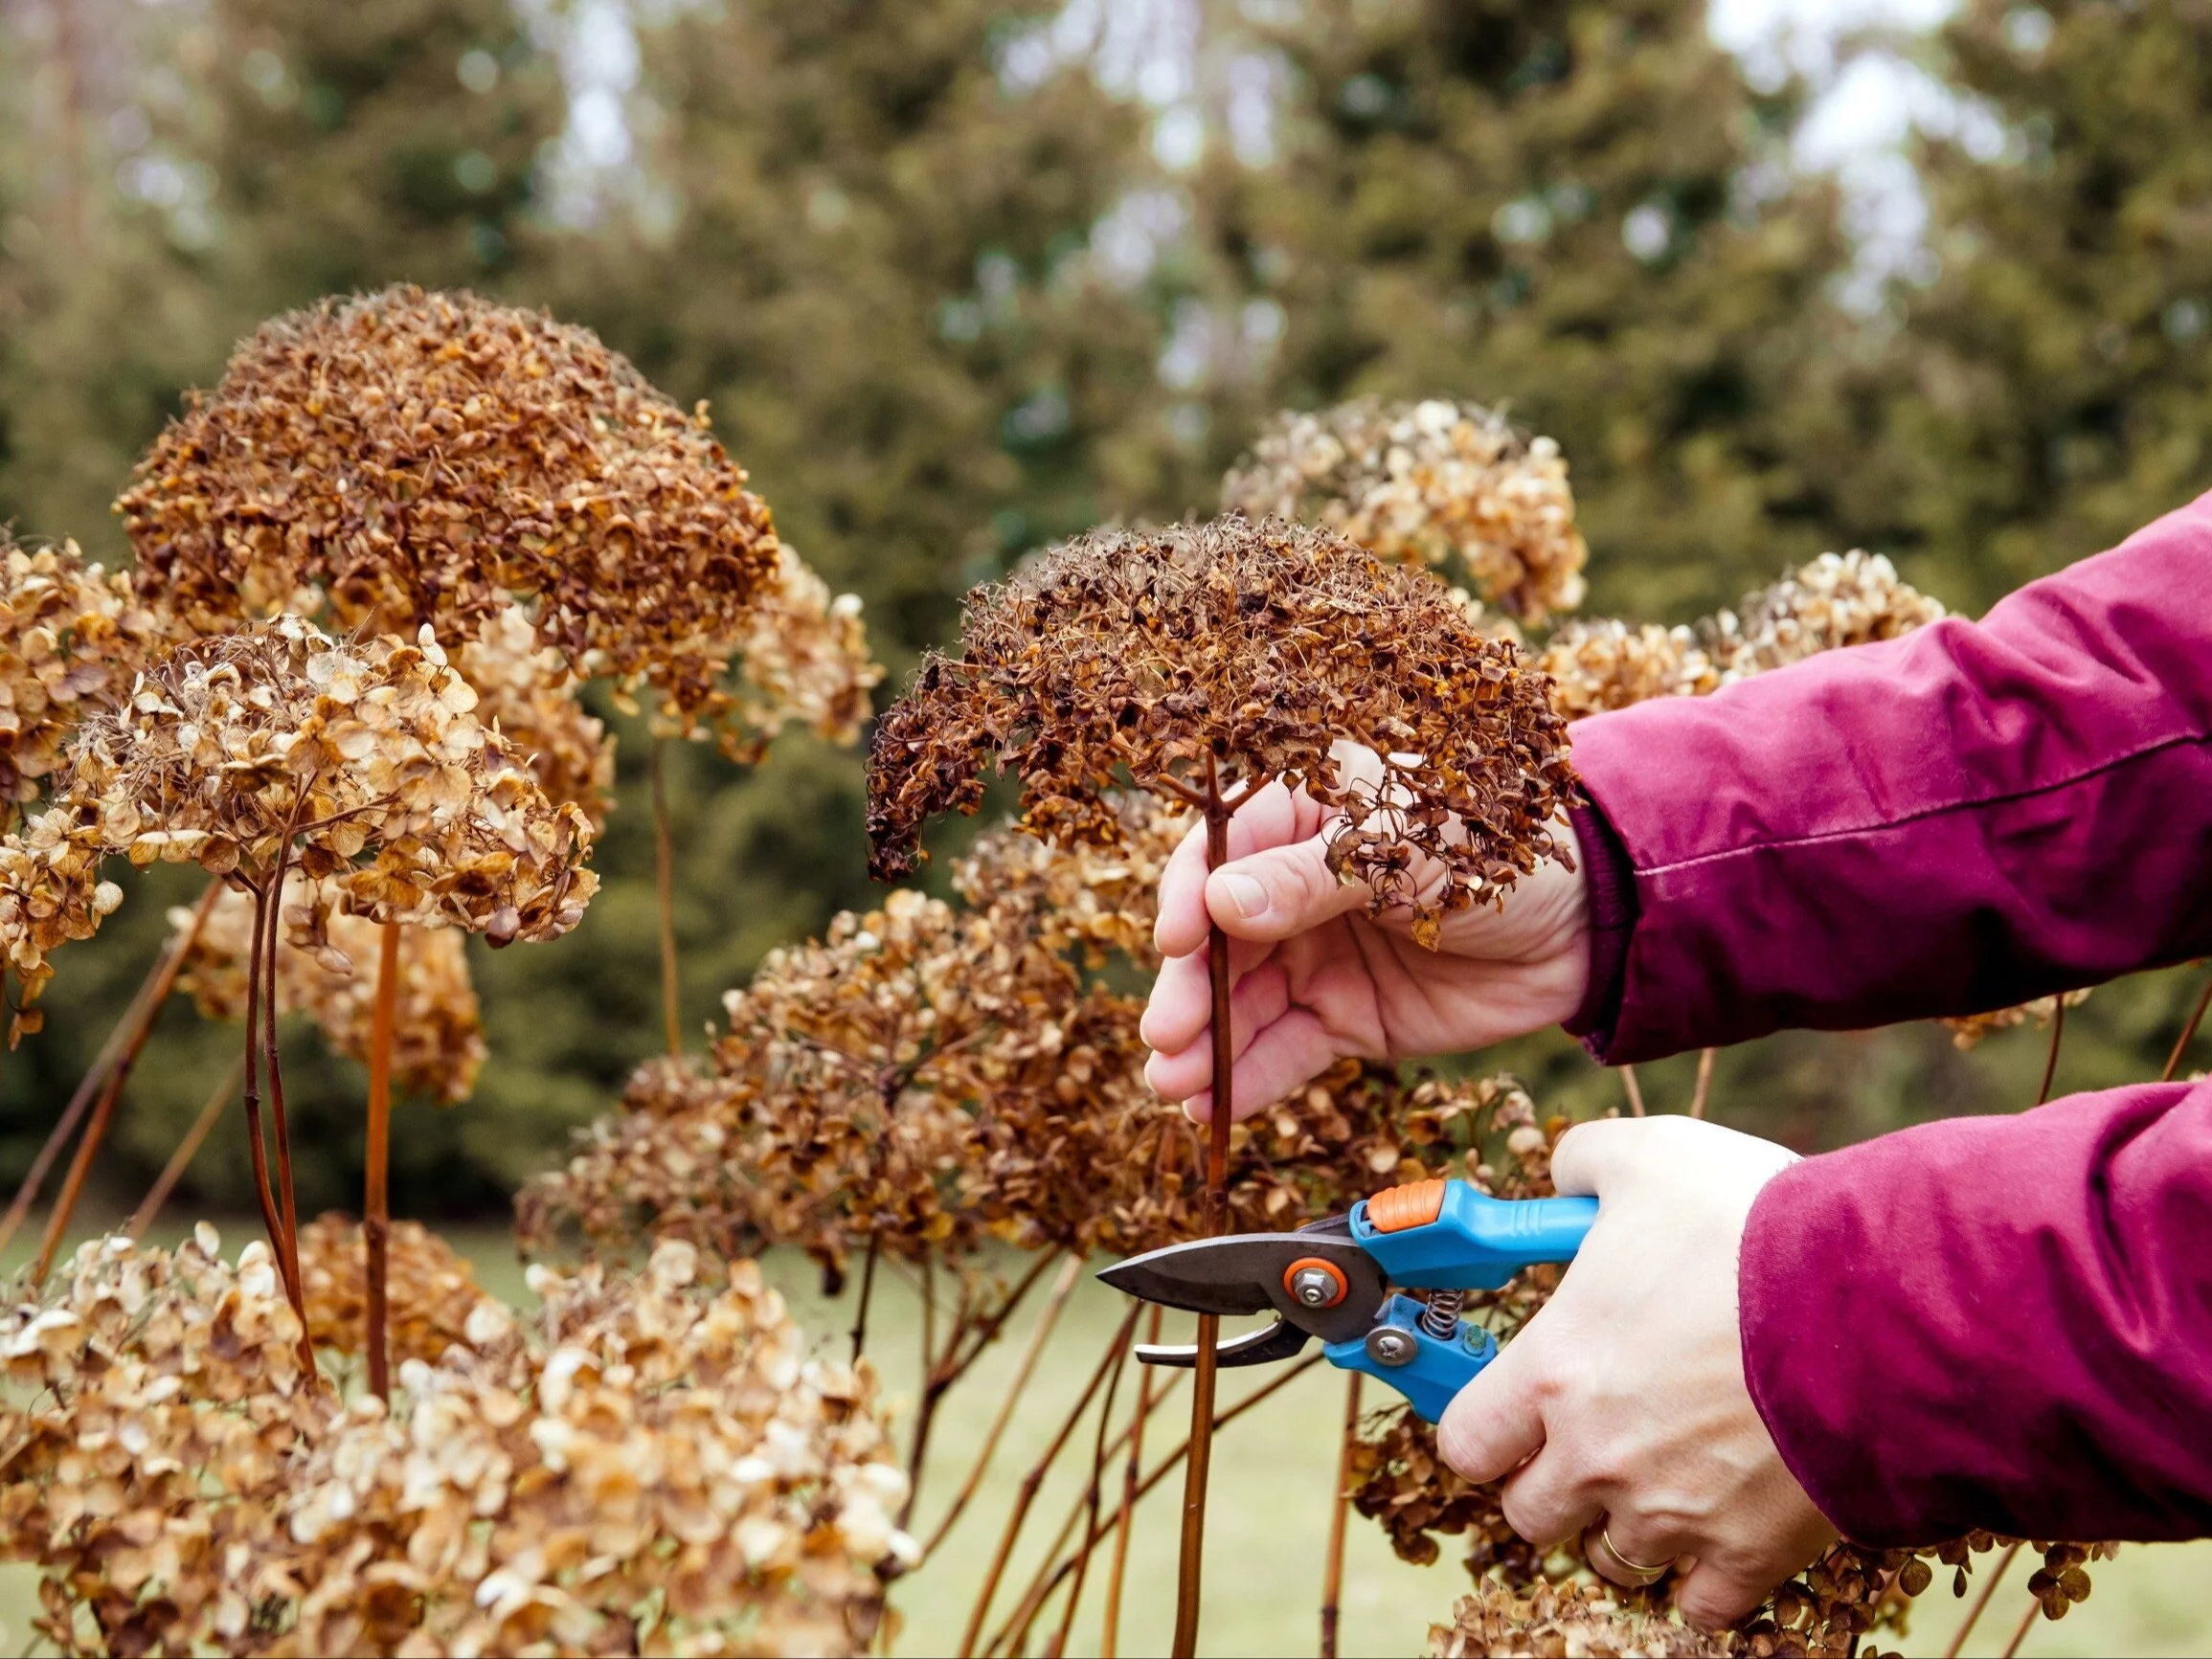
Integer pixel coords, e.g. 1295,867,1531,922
1218,872,1267,921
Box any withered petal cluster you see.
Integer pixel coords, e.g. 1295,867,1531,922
457,601,618,830
1537,552,1945,723
1431,1581,1722,1658
1222,398,1589,624
948,789,1190,971
1938,988,2092,1051
869,516,1576,947
0,535,159,805
1,1228,911,1658
294,1210,489,1365
115,284,820,752
704,542,883,762
172,885,486,1104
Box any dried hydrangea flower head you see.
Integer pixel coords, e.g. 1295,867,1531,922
709,540,884,761
1536,619,1727,720
0,822,120,1037
172,885,486,1104
43,615,597,942
1940,988,2091,1051
1,1228,908,1658
869,516,1576,947
117,284,877,756
295,1210,488,1364
456,600,616,829
950,789,1190,969
1431,1581,1721,1658
1719,550,1946,677
1222,398,1589,623
0,536,158,806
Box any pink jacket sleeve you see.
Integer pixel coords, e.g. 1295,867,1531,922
1563,492,2212,1543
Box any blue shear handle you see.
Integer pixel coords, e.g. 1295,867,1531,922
1350,1183,1598,1291
1324,1293,1500,1424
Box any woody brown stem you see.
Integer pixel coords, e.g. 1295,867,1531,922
1043,1315,1137,1657
1320,1373,1362,1659
2037,999,2066,1107
0,880,220,1256
2163,969,2212,1080
1942,1543,2022,1659
960,1306,1141,1658
364,918,403,1401
1998,1591,2042,1659
237,883,297,1317
127,1059,244,1242
1100,1304,1162,1659
1171,758,1237,1659
984,1354,1324,1659
29,882,227,1281
652,739,682,1057
1619,1063,1645,1118
1688,1047,1715,1119
260,843,306,1330
921,1252,1085,1558
851,1234,880,1364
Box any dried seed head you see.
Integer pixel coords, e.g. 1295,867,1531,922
2,1229,908,1657
118,284,876,757
1430,1581,1721,1657
869,516,1576,947
0,535,159,804
172,884,486,1104
1223,398,1588,623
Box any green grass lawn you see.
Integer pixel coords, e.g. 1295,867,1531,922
5,1217,2209,1656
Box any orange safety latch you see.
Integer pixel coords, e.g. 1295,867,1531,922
1366,1177,1447,1234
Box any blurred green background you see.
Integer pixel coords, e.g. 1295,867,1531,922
7,1,2212,1652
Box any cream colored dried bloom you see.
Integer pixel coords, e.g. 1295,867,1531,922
457,602,616,830
1,1230,907,1658
0,810,120,1037
294,1212,494,1366
705,542,882,761
0,537,158,804
172,886,485,1104
1940,988,2093,1051
1432,1582,1721,1658
1537,620,1725,720
951,790,1190,970
1719,550,1946,677
1223,397,1588,622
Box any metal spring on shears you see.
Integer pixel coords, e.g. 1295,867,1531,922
1418,1288,1466,1341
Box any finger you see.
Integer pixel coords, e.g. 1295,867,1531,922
1203,839,1370,944
1180,1009,1343,1123
1436,1334,1546,1485
1152,781,1314,958
1672,1560,1771,1629
1142,964,1292,1101
1497,1449,1603,1553
1140,933,1276,1056
1583,1517,1689,1590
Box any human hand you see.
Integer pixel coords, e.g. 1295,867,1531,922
1437,1116,1835,1626
1140,751,1591,1121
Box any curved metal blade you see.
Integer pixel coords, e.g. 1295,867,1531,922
1097,1239,1275,1317
1098,1231,1387,1347
1133,1315,1314,1369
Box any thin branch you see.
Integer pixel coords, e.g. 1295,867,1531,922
1100,1304,1162,1659
1943,1542,2021,1659
2036,998,2066,1107
1043,1312,1137,1658
959,1305,1142,1658
30,1044,128,1286
363,919,403,1401
1320,1373,1362,1659
652,739,683,1057
1998,1592,2042,1659
260,836,306,1321
126,1059,244,1242
1688,1047,1715,1119
850,1234,881,1365
921,1253,1085,1558
0,880,220,1255
1619,1063,1645,1118
237,882,295,1314
2163,967,2212,1081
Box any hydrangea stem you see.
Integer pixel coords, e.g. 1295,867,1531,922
260,842,307,1327
0,879,220,1257
1688,1047,1715,1118
2164,967,2212,1080
1942,1542,2022,1659
1320,1373,1363,1659
364,918,403,1401
652,739,683,1056
1099,1303,1162,1658
238,881,304,1334
1043,1314,1138,1657
2037,999,2066,1106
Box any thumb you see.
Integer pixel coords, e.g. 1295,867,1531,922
1203,838,1368,942
1434,1330,1547,1485
1546,1115,1648,1199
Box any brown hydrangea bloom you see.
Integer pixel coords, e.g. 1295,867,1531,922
171,885,486,1104
1,1229,910,1658
869,517,1576,948
1222,399,1589,623
457,601,617,830
1431,1581,1721,1658
0,819,121,1039
116,285,790,748
710,541,884,761
1939,988,2093,1050
294,1211,486,1364
1536,620,1727,720
0,536,159,805
1719,550,1947,676
950,789,1190,970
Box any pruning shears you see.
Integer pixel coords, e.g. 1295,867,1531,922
1096,1178,1596,1423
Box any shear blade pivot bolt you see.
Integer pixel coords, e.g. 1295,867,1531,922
1366,1326,1416,1367
1291,1267,1337,1307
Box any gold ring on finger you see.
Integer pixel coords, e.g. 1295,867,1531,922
1596,1522,1671,1584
